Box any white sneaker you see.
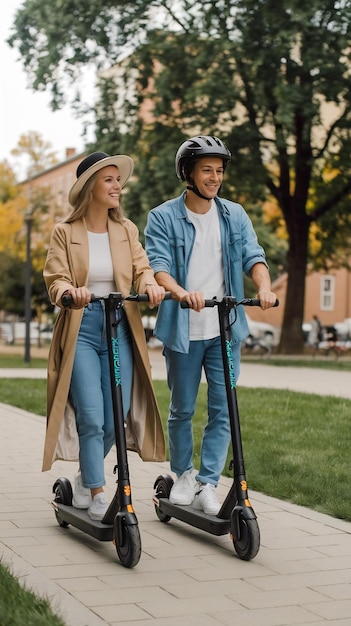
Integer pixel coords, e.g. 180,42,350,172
169,469,198,505
193,483,220,516
88,493,109,520
72,472,91,509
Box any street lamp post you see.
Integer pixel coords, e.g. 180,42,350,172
24,210,33,363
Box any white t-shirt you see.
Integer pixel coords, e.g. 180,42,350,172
87,231,115,296
185,200,225,340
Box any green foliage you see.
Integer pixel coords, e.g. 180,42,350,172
0,559,66,626
0,251,50,318
0,253,26,315
0,141,55,317
0,162,19,203
8,0,351,352
9,2,351,217
87,76,125,155
244,203,289,281
7,0,119,107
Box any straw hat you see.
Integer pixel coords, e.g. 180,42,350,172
68,151,134,206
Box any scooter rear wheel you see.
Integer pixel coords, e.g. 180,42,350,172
154,474,174,523
232,515,260,561
115,523,141,568
52,478,73,528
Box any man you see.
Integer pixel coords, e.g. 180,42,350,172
145,135,276,515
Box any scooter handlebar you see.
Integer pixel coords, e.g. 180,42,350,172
181,297,279,308
61,291,172,308
241,297,279,307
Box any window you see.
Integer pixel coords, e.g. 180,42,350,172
320,275,335,311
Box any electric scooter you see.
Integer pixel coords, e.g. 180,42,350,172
153,296,278,561
51,291,159,569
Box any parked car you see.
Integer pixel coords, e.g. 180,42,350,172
302,322,312,343
0,321,53,344
243,314,279,353
304,318,351,344
333,320,351,342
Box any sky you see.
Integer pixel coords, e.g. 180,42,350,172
0,3,93,176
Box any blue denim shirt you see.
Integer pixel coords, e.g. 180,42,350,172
145,191,268,353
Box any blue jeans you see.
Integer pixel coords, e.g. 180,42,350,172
164,337,241,485
70,302,133,489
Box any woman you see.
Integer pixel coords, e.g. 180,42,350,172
43,151,166,520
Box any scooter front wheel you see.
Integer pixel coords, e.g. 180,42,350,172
115,523,141,568
232,513,260,561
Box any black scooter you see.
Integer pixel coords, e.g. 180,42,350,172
52,292,156,569
153,296,278,561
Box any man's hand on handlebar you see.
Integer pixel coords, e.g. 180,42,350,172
180,290,205,312
256,290,277,311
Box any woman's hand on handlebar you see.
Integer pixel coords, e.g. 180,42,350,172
144,284,167,308
61,287,91,309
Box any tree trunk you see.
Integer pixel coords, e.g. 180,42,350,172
278,218,310,354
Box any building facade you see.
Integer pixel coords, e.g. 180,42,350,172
247,266,351,332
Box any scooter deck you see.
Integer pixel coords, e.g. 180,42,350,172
53,503,114,541
155,498,231,536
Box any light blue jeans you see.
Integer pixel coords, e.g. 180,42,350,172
69,302,133,489
164,337,241,485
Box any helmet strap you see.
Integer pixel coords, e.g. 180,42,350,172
186,185,212,201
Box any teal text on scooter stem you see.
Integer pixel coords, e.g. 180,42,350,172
112,337,122,386
225,339,236,389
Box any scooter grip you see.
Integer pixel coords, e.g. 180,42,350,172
61,294,73,307
131,291,172,302
246,298,279,307
61,293,97,307
181,299,216,309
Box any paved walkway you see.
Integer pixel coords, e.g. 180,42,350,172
1,353,351,625
1,348,351,398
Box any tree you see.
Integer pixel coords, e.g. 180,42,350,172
0,162,24,252
8,0,351,352
0,168,50,318
11,131,58,178
0,135,55,319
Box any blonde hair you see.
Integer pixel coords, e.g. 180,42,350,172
64,170,125,223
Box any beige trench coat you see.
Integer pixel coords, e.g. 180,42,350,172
42,216,165,471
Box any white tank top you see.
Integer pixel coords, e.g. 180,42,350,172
87,231,115,296
185,201,225,340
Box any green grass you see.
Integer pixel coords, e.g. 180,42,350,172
242,355,351,371
0,559,66,626
153,381,351,521
1,376,351,520
0,354,48,368
0,379,47,415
